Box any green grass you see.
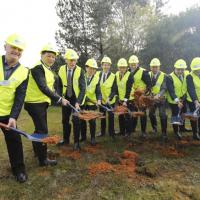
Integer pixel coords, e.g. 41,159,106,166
0,107,200,200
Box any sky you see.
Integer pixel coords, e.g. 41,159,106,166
0,0,199,67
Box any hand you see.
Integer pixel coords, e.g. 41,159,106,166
61,98,69,106
194,100,200,109
154,94,160,100
7,118,16,128
178,101,183,109
75,103,80,110
97,100,101,106
122,101,127,106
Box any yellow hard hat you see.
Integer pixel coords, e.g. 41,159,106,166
65,49,79,60
128,55,139,64
101,56,112,64
150,58,161,67
174,59,187,69
41,43,58,55
5,33,26,50
117,58,128,67
85,58,98,69
190,57,200,71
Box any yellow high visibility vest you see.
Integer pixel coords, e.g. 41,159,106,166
167,71,187,104
86,72,100,105
25,61,55,104
130,67,146,100
100,72,116,104
58,65,85,105
0,56,29,116
149,71,165,95
116,71,130,101
187,72,200,102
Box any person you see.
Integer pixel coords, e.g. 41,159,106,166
128,55,152,138
97,56,116,139
186,57,200,140
167,59,188,140
148,58,168,142
80,58,101,145
115,58,133,137
24,43,68,166
57,49,86,150
0,34,29,183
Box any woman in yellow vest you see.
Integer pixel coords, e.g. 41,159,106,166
128,55,151,138
80,58,101,145
25,44,68,166
57,49,86,151
97,56,116,139
186,57,200,140
167,59,188,140
148,58,168,142
116,58,133,136
0,34,29,183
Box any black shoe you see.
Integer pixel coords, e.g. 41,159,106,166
193,133,200,140
90,138,97,146
73,143,81,151
97,132,105,137
15,172,28,183
39,159,57,167
175,132,182,140
57,140,69,146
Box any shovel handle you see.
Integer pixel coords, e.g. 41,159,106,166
67,103,80,113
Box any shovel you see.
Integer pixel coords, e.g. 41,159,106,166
182,107,200,121
171,108,183,125
0,122,48,142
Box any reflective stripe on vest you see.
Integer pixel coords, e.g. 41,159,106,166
0,56,29,116
187,72,200,102
25,61,54,104
100,72,116,104
116,71,130,101
149,71,165,95
86,73,100,105
130,67,146,100
167,71,187,104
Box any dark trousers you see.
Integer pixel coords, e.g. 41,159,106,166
24,103,48,164
80,105,96,140
149,101,167,134
129,102,147,133
169,102,186,134
0,118,25,175
118,112,132,135
62,97,81,144
187,101,200,135
99,104,115,136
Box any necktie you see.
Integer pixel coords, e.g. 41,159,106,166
67,69,72,97
103,73,106,83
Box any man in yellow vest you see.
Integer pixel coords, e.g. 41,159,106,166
148,58,168,142
186,57,200,140
116,58,133,136
128,55,151,138
80,58,101,145
58,49,86,150
167,59,188,140
25,44,68,166
0,34,29,182
97,56,116,138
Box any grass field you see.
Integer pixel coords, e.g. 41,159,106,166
0,106,200,200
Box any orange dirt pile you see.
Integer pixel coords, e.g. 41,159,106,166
83,144,101,154
59,148,81,160
132,89,145,98
77,110,104,121
88,150,138,177
161,147,185,158
41,135,61,144
113,105,128,115
138,95,154,108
